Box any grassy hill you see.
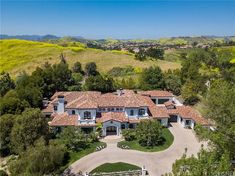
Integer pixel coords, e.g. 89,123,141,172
0,39,181,77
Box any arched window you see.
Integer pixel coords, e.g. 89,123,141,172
121,124,126,129
84,111,91,119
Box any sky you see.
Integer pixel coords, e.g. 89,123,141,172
1,0,235,39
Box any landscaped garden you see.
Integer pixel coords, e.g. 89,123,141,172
118,120,174,152
90,162,141,173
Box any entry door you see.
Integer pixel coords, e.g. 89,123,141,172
106,126,117,135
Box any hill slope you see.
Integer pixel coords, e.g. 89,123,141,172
0,39,181,76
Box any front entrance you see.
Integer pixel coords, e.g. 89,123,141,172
106,126,117,135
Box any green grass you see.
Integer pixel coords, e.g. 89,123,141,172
58,141,106,173
68,141,106,164
118,128,174,152
0,39,181,77
90,162,141,173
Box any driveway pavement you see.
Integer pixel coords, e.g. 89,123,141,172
70,123,207,175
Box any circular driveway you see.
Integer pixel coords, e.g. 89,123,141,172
71,123,207,175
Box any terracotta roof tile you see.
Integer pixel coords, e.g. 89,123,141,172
141,96,169,118
139,90,173,97
166,106,209,125
49,113,77,126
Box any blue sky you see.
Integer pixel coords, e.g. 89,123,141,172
1,0,235,39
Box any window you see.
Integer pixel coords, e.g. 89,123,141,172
130,110,134,116
120,108,123,111
72,110,76,115
121,124,126,129
107,108,111,111
84,111,91,119
158,99,169,104
111,108,115,112
53,106,57,111
116,108,120,111
138,108,145,116
129,124,134,129
185,120,191,126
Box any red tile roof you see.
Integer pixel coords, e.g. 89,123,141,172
166,106,209,125
44,90,208,126
141,96,169,118
164,100,175,107
49,113,77,126
139,90,173,97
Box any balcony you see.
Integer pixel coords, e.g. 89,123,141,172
79,119,95,125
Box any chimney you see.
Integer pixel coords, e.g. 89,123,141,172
57,95,65,113
117,88,123,96
42,98,49,108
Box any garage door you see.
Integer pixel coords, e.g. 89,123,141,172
169,115,178,122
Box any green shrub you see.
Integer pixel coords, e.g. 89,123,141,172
0,170,8,176
122,129,136,141
136,120,163,147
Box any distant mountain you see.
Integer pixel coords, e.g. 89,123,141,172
0,34,60,41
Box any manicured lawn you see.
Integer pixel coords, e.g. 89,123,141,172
58,141,106,173
69,141,106,164
118,128,174,152
90,162,141,173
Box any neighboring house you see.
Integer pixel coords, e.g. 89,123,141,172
42,89,208,136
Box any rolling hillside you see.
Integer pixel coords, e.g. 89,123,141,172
0,39,181,76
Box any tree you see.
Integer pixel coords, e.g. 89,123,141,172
164,69,182,95
139,66,165,90
135,50,147,61
68,73,82,91
9,138,66,176
181,81,200,105
136,120,163,147
85,62,98,76
0,114,15,156
58,127,93,152
52,61,73,91
0,72,15,97
60,53,66,63
203,80,235,158
16,86,43,108
0,90,29,115
146,47,164,60
180,51,202,83
72,61,83,74
10,108,48,154
84,75,115,93
170,149,232,176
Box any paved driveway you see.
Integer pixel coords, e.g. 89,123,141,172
71,123,207,175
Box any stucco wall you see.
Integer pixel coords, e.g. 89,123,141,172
125,107,148,118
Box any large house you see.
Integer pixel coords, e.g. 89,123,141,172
42,89,208,136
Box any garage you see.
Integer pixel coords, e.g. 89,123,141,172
106,126,117,135
169,115,178,122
